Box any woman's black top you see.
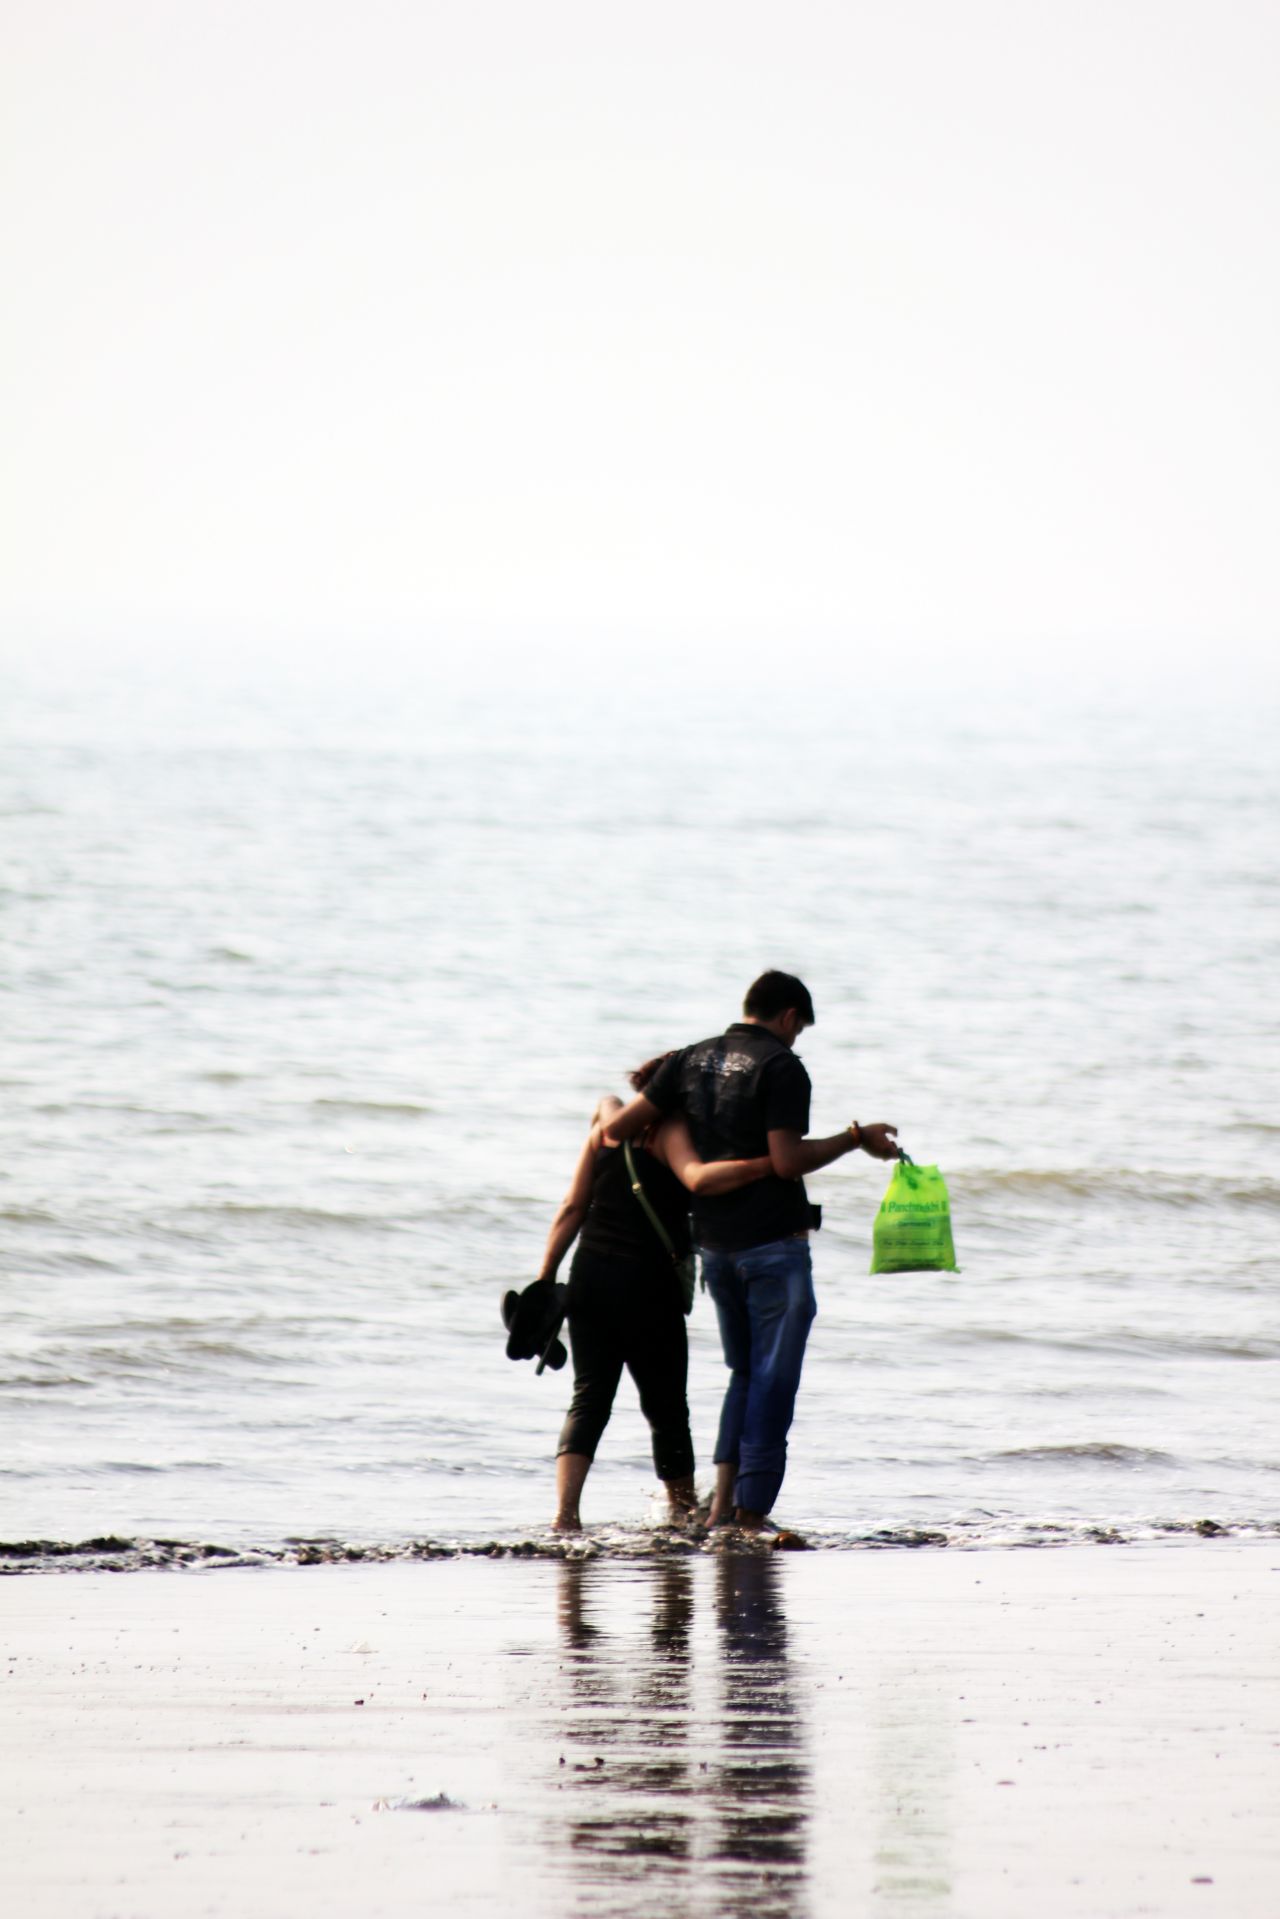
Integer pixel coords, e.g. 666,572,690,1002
577,1144,692,1270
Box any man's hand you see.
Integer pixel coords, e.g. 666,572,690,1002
857,1122,900,1160
769,1121,902,1178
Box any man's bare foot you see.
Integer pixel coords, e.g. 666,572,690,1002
551,1513,582,1533
707,1462,736,1528
732,1509,810,1549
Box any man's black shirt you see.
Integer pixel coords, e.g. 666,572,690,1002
644,1023,812,1252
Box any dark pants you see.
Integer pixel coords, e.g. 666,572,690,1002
557,1247,694,1483
702,1236,816,1516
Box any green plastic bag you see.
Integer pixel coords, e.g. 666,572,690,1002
870,1157,958,1273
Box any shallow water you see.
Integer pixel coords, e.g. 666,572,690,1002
1,657,1277,1556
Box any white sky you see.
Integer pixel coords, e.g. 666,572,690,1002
3,2,1278,680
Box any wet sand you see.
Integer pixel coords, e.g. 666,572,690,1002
3,1540,1277,1918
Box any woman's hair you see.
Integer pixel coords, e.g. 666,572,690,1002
629,1051,675,1092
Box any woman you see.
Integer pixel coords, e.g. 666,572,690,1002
535,1055,772,1531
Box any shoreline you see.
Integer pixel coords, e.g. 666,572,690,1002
4,1538,1277,1916
1,1514,1268,1576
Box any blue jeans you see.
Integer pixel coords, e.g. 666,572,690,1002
701,1237,816,1517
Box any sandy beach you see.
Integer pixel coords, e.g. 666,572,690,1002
3,1539,1276,1918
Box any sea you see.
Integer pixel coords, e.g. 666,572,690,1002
2,647,1277,1567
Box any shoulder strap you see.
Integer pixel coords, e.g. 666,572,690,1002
622,1140,679,1264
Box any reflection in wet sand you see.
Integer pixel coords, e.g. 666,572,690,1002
556,1556,697,1889
546,1554,810,1917
710,1553,808,1898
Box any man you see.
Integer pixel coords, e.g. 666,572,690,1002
605,970,899,1531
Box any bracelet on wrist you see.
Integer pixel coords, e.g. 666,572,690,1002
848,1121,861,1149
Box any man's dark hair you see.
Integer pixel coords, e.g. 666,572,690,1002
743,970,815,1026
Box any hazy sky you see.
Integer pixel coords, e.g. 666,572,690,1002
3,2,1277,678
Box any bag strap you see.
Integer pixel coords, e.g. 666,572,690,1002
622,1140,681,1267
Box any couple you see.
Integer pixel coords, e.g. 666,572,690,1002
536,971,900,1533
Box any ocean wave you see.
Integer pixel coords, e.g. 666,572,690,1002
990,1442,1176,1466
937,1325,1280,1361
312,1098,435,1119
954,1168,1280,1212
0,1373,92,1391
27,1101,244,1137
179,1203,410,1231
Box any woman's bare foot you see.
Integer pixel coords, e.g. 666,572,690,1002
553,1452,591,1533
664,1474,698,1525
